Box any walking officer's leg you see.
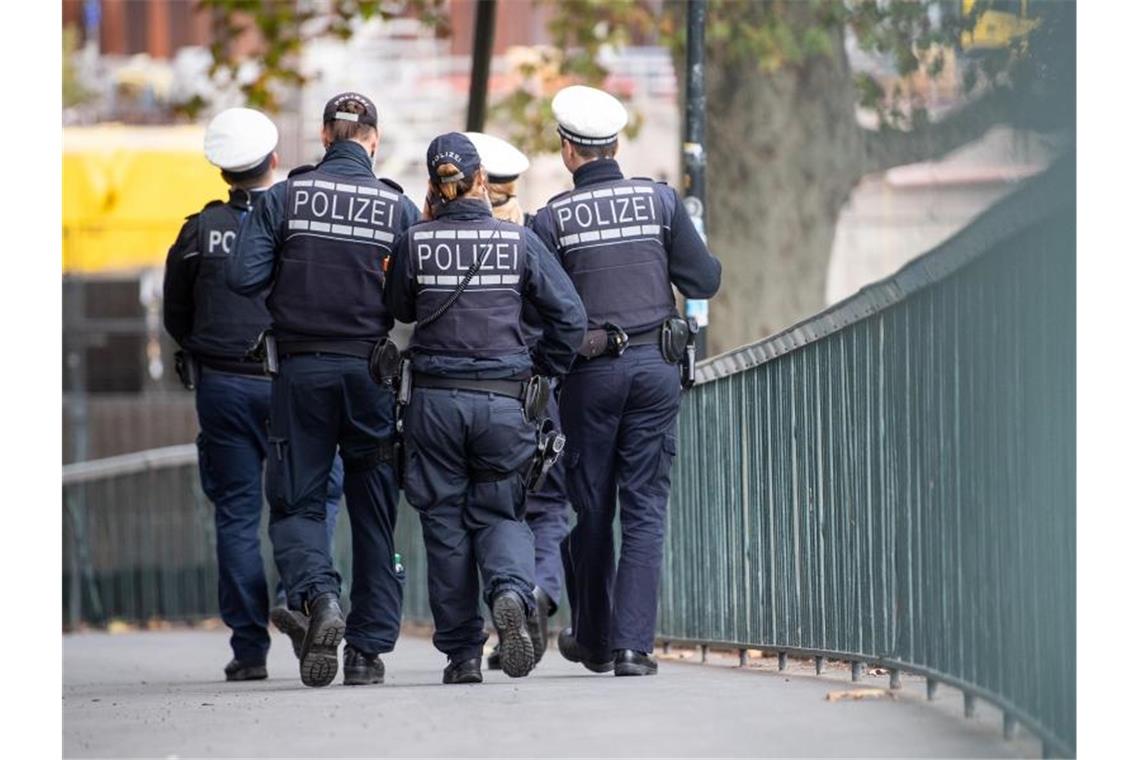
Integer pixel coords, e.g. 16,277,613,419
265,356,346,687
611,346,682,675
337,360,402,685
196,369,273,681
557,358,628,670
466,393,539,678
403,389,485,684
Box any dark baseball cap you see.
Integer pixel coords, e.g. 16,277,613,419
426,132,481,184
322,92,378,127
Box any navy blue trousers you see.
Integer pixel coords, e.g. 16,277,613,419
195,367,341,664
266,355,404,656
525,393,570,610
403,388,537,662
559,345,681,658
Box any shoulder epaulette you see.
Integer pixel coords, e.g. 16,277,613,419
186,199,225,221
379,177,405,194
287,164,317,178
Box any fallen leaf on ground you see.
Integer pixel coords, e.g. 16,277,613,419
867,667,890,676
825,688,896,702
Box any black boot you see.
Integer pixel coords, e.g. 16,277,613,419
491,590,535,678
443,657,483,684
299,592,345,688
343,645,385,685
557,627,614,673
614,649,658,676
224,659,267,682
485,643,502,671
526,588,553,666
269,605,308,660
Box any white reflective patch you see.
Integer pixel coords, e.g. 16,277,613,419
353,226,373,239
457,230,478,239
480,274,502,285
592,188,614,198
314,180,336,190
288,219,310,230
374,230,394,243
331,224,353,236
479,229,495,238
600,228,621,240
560,234,580,246
501,275,520,285
293,179,314,187
437,275,459,285
357,186,378,196
435,230,456,239
613,186,634,195
633,186,654,194
621,225,641,237
580,230,601,242
378,189,398,201
642,224,661,234
501,230,520,240
413,231,432,241
550,198,571,208
310,221,331,233
336,183,357,193
571,192,592,203
417,275,437,285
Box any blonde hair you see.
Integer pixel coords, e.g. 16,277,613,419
487,178,523,224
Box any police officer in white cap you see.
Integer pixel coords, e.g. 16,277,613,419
530,85,722,677
162,107,344,682
464,132,573,672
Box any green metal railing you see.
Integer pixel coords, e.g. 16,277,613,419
61,154,1074,756
660,154,1075,757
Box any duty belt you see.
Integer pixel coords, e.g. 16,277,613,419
412,373,527,400
276,339,375,359
196,355,265,377
624,328,660,347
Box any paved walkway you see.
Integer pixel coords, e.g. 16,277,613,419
63,629,1036,757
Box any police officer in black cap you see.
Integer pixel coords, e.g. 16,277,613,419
227,92,420,688
531,85,722,676
163,107,344,682
384,132,585,684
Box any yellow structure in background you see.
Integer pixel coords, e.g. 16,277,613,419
960,0,1040,51
63,125,227,273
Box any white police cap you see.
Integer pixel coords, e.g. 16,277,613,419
551,85,628,146
462,132,530,181
203,107,279,172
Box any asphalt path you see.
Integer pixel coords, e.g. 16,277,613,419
63,628,1037,758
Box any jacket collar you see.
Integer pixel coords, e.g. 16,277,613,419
572,158,624,188
318,140,376,176
435,197,493,220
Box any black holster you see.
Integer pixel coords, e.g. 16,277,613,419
369,338,402,387
577,322,629,360
682,317,699,389
174,350,198,391
524,418,566,492
522,375,551,424
661,316,700,389
247,330,279,377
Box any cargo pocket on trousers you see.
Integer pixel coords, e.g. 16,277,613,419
654,434,678,488
195,433,221,503
562,449,584,514
401,447,429,511
264,436,292,514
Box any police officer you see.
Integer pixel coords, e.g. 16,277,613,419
227,92,420,688
162,108,344,682
531,86,722,676
384,132,585,684
465,131,571,670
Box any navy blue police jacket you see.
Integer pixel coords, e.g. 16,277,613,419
529,158,721,336
384,198,585,381
225,140,420,342
163,187,270,373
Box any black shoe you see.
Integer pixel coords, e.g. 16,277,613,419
343,645,385,686
526,588,553,665
443,657,483,684
614,649,658,676
557,628,614,673
299,592,345,688
224,659,267,682
491,590,535,678
270,605,308,660
486,643,502,671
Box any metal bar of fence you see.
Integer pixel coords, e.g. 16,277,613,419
661,154,1075,757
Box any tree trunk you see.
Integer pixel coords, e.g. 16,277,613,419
703,25,864,355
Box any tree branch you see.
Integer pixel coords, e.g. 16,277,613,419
860,88,1013,175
